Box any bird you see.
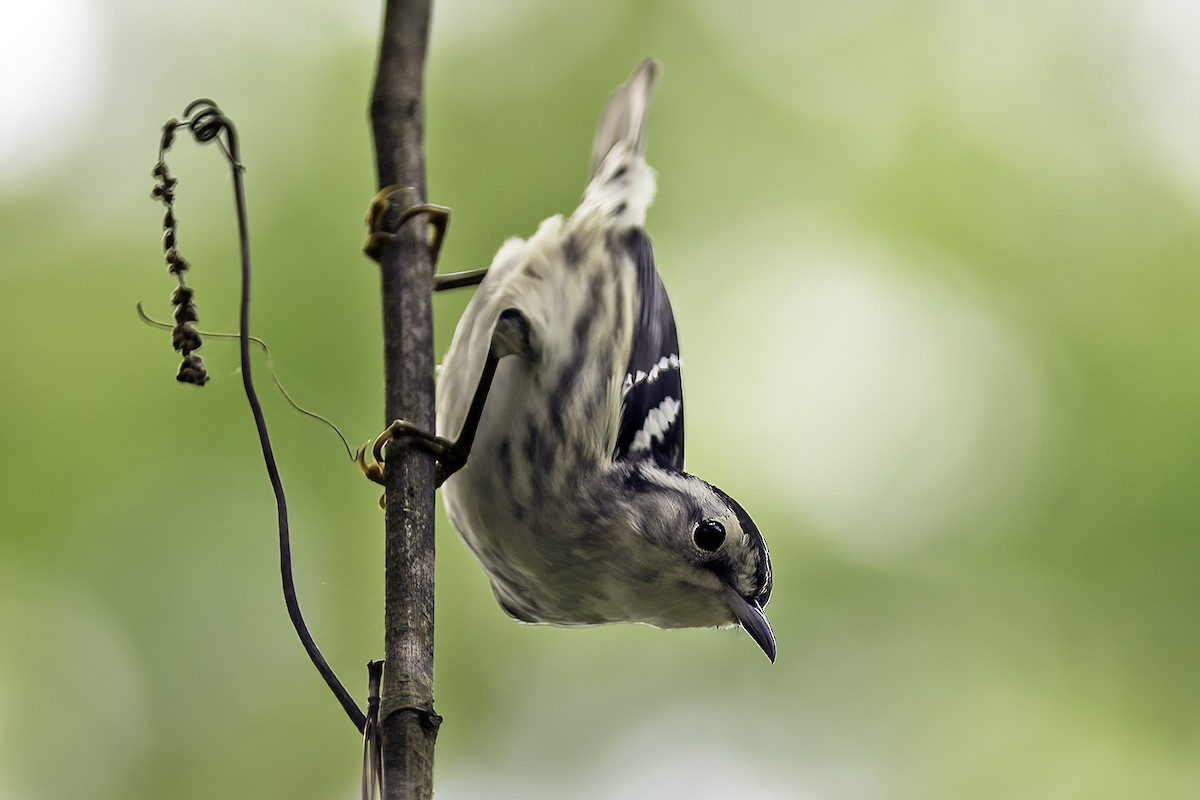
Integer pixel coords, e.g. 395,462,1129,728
361,58,775,661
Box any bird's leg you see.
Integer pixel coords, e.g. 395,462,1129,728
433,268,488,292
363,184,486,291
358,309,533,495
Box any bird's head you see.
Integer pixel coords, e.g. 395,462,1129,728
623,464,775,661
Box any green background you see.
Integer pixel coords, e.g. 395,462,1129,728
2,0,1198,797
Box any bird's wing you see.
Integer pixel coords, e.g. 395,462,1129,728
614,228,684,471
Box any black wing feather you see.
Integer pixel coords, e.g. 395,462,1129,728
614,228,685,470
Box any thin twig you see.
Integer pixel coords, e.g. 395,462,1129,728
135,303,355,460
362,660,385,799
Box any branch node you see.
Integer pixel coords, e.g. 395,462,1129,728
383,705,443,733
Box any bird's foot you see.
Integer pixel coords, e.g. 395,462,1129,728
363,185,451,267
357,420,463,505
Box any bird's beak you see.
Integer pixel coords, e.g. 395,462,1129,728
725,586,776,662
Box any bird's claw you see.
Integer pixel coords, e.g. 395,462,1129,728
357,443,387,487
358,420,457,506
363,185,451,267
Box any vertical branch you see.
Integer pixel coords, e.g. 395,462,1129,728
369,1,440,798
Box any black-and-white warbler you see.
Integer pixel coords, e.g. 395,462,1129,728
363,59,775,661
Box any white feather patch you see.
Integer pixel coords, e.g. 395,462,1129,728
630,396,682,452
622,353,680,398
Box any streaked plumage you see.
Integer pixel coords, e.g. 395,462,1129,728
435,59,775,659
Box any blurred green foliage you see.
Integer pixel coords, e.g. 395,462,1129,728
2,0,1199,798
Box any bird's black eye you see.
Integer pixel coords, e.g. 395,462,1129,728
693,519,726,552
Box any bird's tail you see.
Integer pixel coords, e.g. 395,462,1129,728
590,58,659,177
582,58,659,227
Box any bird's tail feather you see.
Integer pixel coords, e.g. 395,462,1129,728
590,58,659,180
580,59,660,228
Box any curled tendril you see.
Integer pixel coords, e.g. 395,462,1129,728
181,100,242,169
142,101,366,732
184,100,224,139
